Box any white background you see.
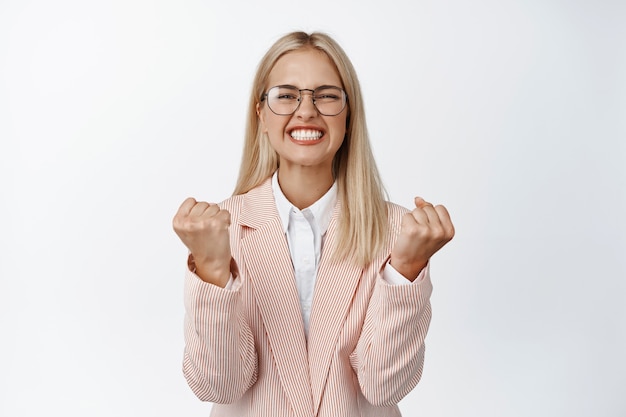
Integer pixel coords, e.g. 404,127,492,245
1,0,625,416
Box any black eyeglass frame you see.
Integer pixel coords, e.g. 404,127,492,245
260,85,349,116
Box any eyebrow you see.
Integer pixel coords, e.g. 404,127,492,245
274,84,298,89
273,84,343,90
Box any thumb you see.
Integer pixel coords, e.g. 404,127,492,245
215,209,232,227
414,196,428,208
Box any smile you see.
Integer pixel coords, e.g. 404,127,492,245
289,129,324,141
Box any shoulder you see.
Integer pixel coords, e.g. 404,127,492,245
218,194,245,218
385,201,409,236
219,193,246,208
385,201,410,222
217,178,273,220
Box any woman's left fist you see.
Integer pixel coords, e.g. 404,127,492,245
390,197,455,281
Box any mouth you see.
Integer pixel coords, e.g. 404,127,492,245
289,128,324,141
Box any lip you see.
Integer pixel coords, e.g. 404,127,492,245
287,125,326,145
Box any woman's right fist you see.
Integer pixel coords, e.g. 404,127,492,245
173,197,232,287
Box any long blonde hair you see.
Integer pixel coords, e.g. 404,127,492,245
233,31,388,266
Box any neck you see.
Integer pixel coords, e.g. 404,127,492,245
277,164,334,210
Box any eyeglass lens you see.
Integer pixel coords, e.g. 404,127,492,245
266,86,346,116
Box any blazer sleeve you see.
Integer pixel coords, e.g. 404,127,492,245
183,268,258,403
349,266,433,407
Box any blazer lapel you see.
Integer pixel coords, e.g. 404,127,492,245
239,179,314,417
307,202,364,414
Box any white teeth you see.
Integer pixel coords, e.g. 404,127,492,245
290,129,323,140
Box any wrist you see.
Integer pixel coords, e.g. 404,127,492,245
389,258,427,282
190,255,232,287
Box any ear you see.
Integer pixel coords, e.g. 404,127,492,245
256,102,268,133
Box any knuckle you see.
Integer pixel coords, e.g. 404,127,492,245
403,222,421,236
205,215,228,230
184,218,200,231
206,217,220,229
431,227,445,241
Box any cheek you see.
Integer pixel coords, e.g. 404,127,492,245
259,116,268,134
331,117,348,139
258,107,272,134
260,110,288,135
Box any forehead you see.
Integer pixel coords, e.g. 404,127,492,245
267,48,342,88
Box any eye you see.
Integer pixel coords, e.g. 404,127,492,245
271,86,299,101
314,88,343,101
277,93,298,100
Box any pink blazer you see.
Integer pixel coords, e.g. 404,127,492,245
183,178,433,417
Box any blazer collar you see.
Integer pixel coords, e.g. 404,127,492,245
238,177,315,416
238,178,369,416
238,177,277,230
307,202,366,415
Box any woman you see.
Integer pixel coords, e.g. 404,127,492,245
173,31,454,417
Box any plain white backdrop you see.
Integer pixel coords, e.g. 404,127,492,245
1,0,625,416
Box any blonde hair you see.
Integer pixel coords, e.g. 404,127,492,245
233,31,388,266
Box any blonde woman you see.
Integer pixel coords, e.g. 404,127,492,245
173,31,454,417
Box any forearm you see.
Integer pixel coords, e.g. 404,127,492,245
351,272,433,406
183,269,257,403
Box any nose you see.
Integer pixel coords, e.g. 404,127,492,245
295,90,318,119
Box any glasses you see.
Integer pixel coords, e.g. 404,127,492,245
261,85,348,116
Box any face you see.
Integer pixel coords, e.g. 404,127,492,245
257,48,348,173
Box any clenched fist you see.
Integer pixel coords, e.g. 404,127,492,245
390,197,455,281
173,198,233,287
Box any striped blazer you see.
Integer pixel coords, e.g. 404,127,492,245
183,177,433,417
